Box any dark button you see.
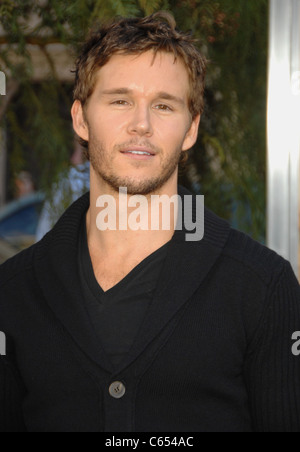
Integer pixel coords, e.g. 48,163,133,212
109,381,126,399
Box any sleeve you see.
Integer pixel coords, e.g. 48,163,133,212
244,261,300,432
0,349,27,432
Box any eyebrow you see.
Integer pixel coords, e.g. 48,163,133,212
100,88,185,106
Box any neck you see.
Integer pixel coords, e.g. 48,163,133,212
86,168,179,259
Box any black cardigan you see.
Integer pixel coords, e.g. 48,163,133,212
0,185,300,432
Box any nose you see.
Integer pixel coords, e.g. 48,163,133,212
127,104,153,137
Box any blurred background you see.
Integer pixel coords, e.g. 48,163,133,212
0,0,299,279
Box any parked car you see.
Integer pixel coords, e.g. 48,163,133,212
0,192,45,264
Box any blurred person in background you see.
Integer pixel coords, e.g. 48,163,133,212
35,139,90,241
14,171,35,199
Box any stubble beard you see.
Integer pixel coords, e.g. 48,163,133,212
88,134,183,196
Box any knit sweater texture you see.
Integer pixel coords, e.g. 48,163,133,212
0,185,299,432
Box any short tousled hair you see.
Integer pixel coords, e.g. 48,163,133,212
73,11,207,170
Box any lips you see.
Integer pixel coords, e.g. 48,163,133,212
121,145,156,161
125,151,151,156
120,146,156,156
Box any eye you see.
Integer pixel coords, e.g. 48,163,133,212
155,104,173,111
111,100,129,106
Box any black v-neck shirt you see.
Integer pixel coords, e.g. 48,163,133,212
78,215,171,369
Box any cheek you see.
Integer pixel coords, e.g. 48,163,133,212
98,112,129,138
155,119,189,147
88,112,120,140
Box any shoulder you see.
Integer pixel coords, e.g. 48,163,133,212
0,192,90,290
184,188,293,289
0,243,37,289
201,201,288,288
222,226,292,288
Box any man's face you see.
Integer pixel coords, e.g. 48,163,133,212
72,51,200,195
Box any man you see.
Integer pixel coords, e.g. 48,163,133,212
0,12,299,433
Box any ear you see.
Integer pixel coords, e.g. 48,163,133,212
182,114,201,151
71,100,89,142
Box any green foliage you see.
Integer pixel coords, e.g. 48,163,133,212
202,0,268,240
6,80,73,198
0,0,268,240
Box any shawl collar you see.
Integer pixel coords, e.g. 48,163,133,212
34,185,230,373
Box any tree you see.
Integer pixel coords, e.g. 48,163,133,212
0,0,268,239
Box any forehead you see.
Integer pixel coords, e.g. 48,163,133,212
93,51,190,98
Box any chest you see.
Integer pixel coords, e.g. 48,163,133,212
91,258,145,292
